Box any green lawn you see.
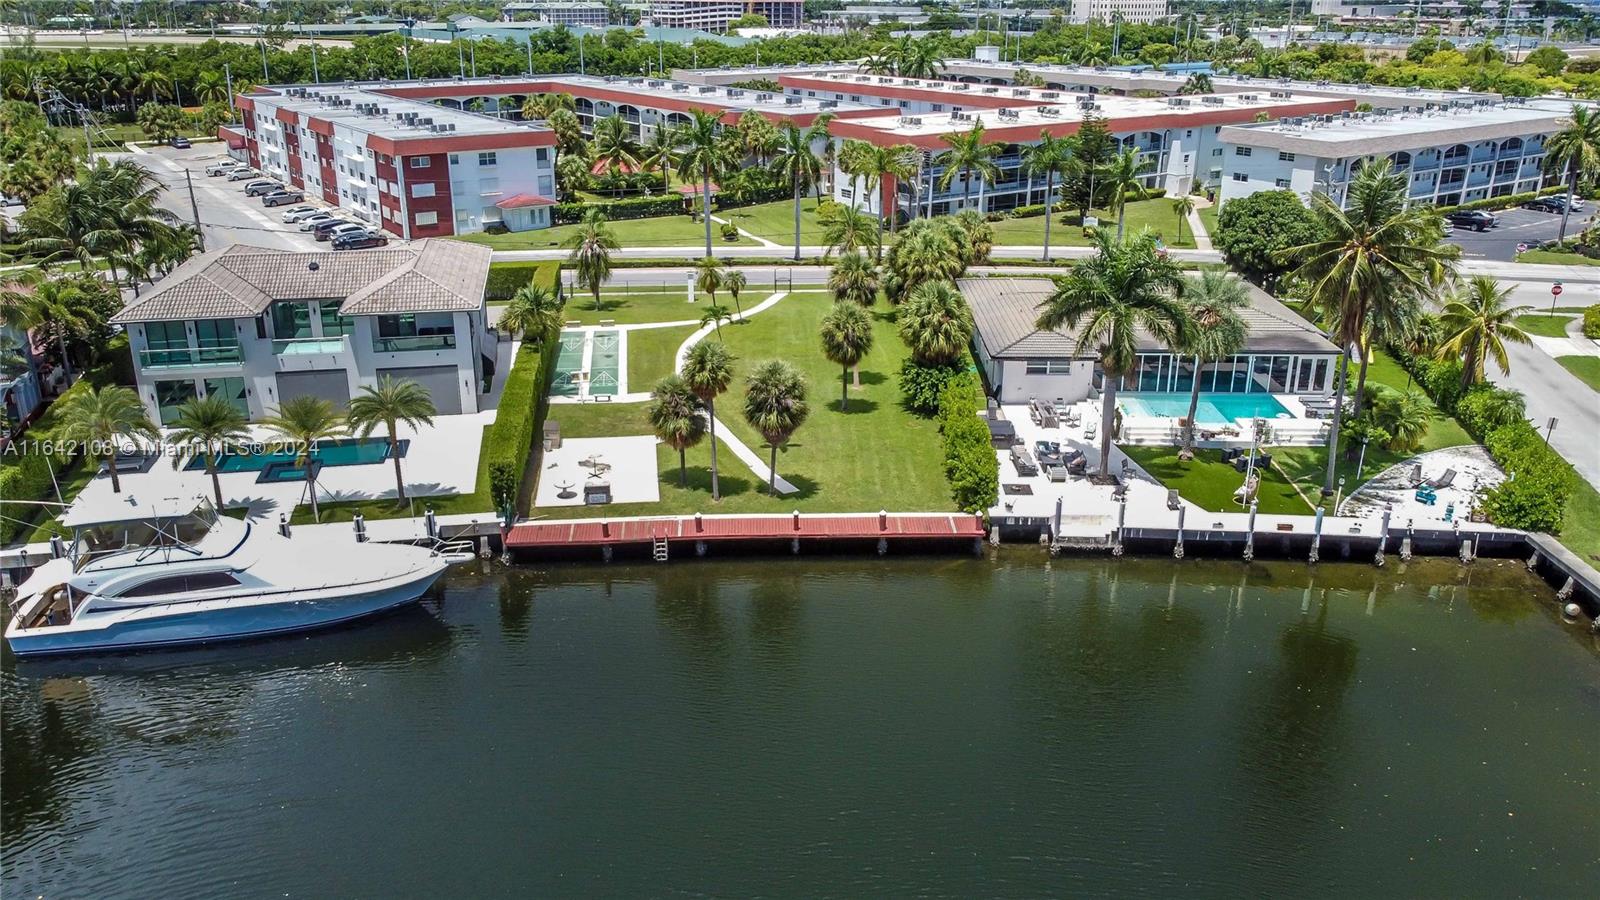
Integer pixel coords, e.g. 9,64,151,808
454,214,754,250
720,197,831,246
1515,249,1600,266
1121,446,1312,515
1515,314,1575,338
1560,478,1600,564
288,427,495,525
985,198,1198,249
1556,355,1600,391
1196,203,1219,244
558,291,704,326
626,324,698,390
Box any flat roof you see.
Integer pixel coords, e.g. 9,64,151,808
552,73,871,116
252,84,550,142
1219,100,1577,156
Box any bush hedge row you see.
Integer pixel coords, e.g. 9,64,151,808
936,371,999,515
0,377,99,544
553,195,684,224
483,333,560,517
1583,304,1600,339
1434,185,1564,215
484,261,560,301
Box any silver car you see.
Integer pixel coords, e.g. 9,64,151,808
298,213,339,232
280,205,320,223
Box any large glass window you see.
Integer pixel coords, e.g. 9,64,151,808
194,319,240,364
318,303,354,337
155,379,198,425
1269,356,1291,393
145,321,188,366
203,377,248,417
1173,356,1196,393
271,302,313,339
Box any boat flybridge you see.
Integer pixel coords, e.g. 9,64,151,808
5,495,461,658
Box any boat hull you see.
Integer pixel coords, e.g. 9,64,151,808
5,568,447,658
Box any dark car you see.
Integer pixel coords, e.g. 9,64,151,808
311,217,354,241
332,231,389,251
1523,197,1565,213
1445,210,1497,231
169,136,191,149
260,190,304,208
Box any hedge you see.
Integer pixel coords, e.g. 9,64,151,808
1433,185,1565,216
936,371,998,515
483,334,559,518
0,378,98,543
553,195,683,225
485,261,560,301
1583,304,1600,340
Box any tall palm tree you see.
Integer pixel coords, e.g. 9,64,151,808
348,377,437,503
1171,194,1196,245
1174,269,1249,454
55,385,159,495
770,118,833,261
562,209,619,311
676,108,734,258
898,281,974,366
860,143,916,259
647,375,706,487
936,122,1001,212
499,282,566,345
1286,159,1457,493
1543,104,1600,243
695,255,724,309
1021,131,1073,261
737,110,779,165
821,204,875,257
829,251,880,306
681,340,734,500
1101,146,1150,240
264,396,347,522
168,395,250,510
1436,276,1534,391
743,360,809,494
641,122,680,193
723,270,747,318
1037,229,1191,478
820,300,875,408
194,70,229,105
1,274,89,382
522,91,575,120
590,114,641,197
837,138,874,213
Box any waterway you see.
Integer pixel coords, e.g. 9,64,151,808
3,556,1596,896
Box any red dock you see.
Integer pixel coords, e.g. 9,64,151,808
504,511,985,557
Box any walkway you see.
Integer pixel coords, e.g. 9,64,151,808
1186,198,1214,252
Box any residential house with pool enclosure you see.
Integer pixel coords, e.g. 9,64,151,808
111,241,497,425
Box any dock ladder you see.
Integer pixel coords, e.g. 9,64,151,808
651,534,669,562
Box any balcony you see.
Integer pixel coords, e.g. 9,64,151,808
138,345,243,370
273,336,347,356
373,334,456,354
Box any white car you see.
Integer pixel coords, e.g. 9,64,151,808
226,167,259,182
1559,194,1587,211
280,205,321,223
325,222,369,242
297,213,338,232
205,161,241,177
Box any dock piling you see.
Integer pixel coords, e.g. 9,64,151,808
1375,506,1391,568
1400,518,1414,561
1243,501,1258,562
1173,505,1185,559
424,507,437,539
353,513,367,543
277,515,291,539
1112,494,1127,557
1309,508,1324,564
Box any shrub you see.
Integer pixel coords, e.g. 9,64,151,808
483,336,559,515
898,358,966,416
1584,304,1600,340
484,261,560,301
936,371,998,514
1455,385,1526,439
1482,421,1576,532
1214,190,1324,289
552,195,682,224
719,221,739,241
1010,203,1047,218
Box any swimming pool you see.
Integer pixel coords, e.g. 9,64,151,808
1120,392,1290,425
185,438,400,474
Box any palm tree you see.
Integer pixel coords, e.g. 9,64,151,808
829,251,880,306
770,118,833,261
1286,159,1457,493
641,122,680,193
743,360,809,494
1436,276,1534,392
348,377,437,503
499,282,566,345
1037,229,1191,478
737,110,779,164
936,122,1001,212
1543,104,1600,243
1,274,89,382
723,270,747,318
695,255,724,309
883,218,970,300
647,375,706,487
522,91,575,120
168,395,250,510
898,281,974,366
681,340,734,500
1101,147,1150,240
860,143,916,259
1179,72,1214,94
821,204,876,257
676,108,734,258
1174,269,1249,454
562,209,619,311
1171,194,1196,245
264,396,347,522
591,114,641,197
55,385,159,495
1021,131,1073,261
820,301,875,409
700,304,732,339
194,70,229,105
837,138,874,213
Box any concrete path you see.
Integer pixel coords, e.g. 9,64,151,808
1486,285,1600,491
1186,203,1213,252
709,212,781,249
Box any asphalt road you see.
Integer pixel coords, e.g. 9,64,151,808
1447,205,1597,262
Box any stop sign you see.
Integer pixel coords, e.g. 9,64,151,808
1552,284,1564,297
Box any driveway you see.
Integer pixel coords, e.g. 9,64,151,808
1448,206,1597,262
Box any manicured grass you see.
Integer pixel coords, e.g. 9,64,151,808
1559,478,1600,563
719,197,830,245
626,324,698,390
1556,355,1600,391
1196,203,1219,244
559,291,704,326
453,214,754,250
984,198,1198,249
1121,446,1312,515
1516,249,1600,266
288,427,495,525
1515,314,1576,338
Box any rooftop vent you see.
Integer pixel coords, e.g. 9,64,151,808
1039,106,1060,117
784,96,801,105
308,260,319,272
996,108,1019,121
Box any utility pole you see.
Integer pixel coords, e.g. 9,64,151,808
526,36,533,76
185,170,206,253
311,36,320,84
225,63,235,112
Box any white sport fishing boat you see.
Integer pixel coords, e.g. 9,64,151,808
5,496,466,658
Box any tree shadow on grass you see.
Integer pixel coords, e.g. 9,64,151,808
659,464,756,501
826,397,880,415
856,369,888,387
758,472,819,501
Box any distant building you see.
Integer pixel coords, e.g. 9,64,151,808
647,0,803,32
1068,0,1170,25
502,2,613,26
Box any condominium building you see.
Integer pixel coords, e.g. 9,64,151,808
1068,0,1171,24
503,2,613,26
111,242,498,424
647,0,803,32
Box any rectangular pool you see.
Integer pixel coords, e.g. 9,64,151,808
186,438,401,474
1120,392,1290,425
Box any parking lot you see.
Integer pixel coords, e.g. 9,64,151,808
115,143,378,253
1447,204,1597,261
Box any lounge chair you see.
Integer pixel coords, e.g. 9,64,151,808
1083,421,1097,441
1426,468,1457,490
1167,489,1181,510
1010,446,1039,476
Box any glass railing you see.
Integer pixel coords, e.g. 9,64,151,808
373,334,456,353
138,345,243,369
272,336,348,355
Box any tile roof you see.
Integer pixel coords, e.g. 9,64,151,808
495,193,558,209
961,276,1338,361
112,240,491,323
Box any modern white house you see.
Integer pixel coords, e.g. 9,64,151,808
111,242,497,424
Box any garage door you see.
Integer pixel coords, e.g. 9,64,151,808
275,370,351,409
377,365,462,415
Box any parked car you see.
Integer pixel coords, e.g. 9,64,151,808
1523,197,1565,213
225,167,259,181
332,231,389,250
280,205,320,222
205,161,241,177
322,223,370,244
1554,193,1587,211
1445,210,1497,231
312,218,359,241
261,190,305,208
298,213,339,232
169,136,191,149
243,180,279,197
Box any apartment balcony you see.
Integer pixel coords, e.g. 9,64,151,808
373,334,456,354
1470,148,1495,164
1412,155,1441,171
1466,170,1491,188
272,335,349,371
138,346,243,370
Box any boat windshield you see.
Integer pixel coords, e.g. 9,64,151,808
71,499,222,571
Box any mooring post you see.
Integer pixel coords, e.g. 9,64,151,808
694,511,703,533
792,509,801,531
1243,500,1258,562
1112,493,1127,557
1400,517,1414,561
1375,506,1391,567
278,515,291,538
1556,576,1575,602
424,506,437,539
791,537,800,555
1309,507,1324,564
49,533,66,559
879,509,888,531
1172,504,1185,559
1053,497,1063,542
877,537,888,556
353,512,367,543
601,544,613,563
1456,521,1472,563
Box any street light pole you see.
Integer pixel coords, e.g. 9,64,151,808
184,170,206,253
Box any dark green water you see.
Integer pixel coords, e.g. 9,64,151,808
3,555,1597,897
